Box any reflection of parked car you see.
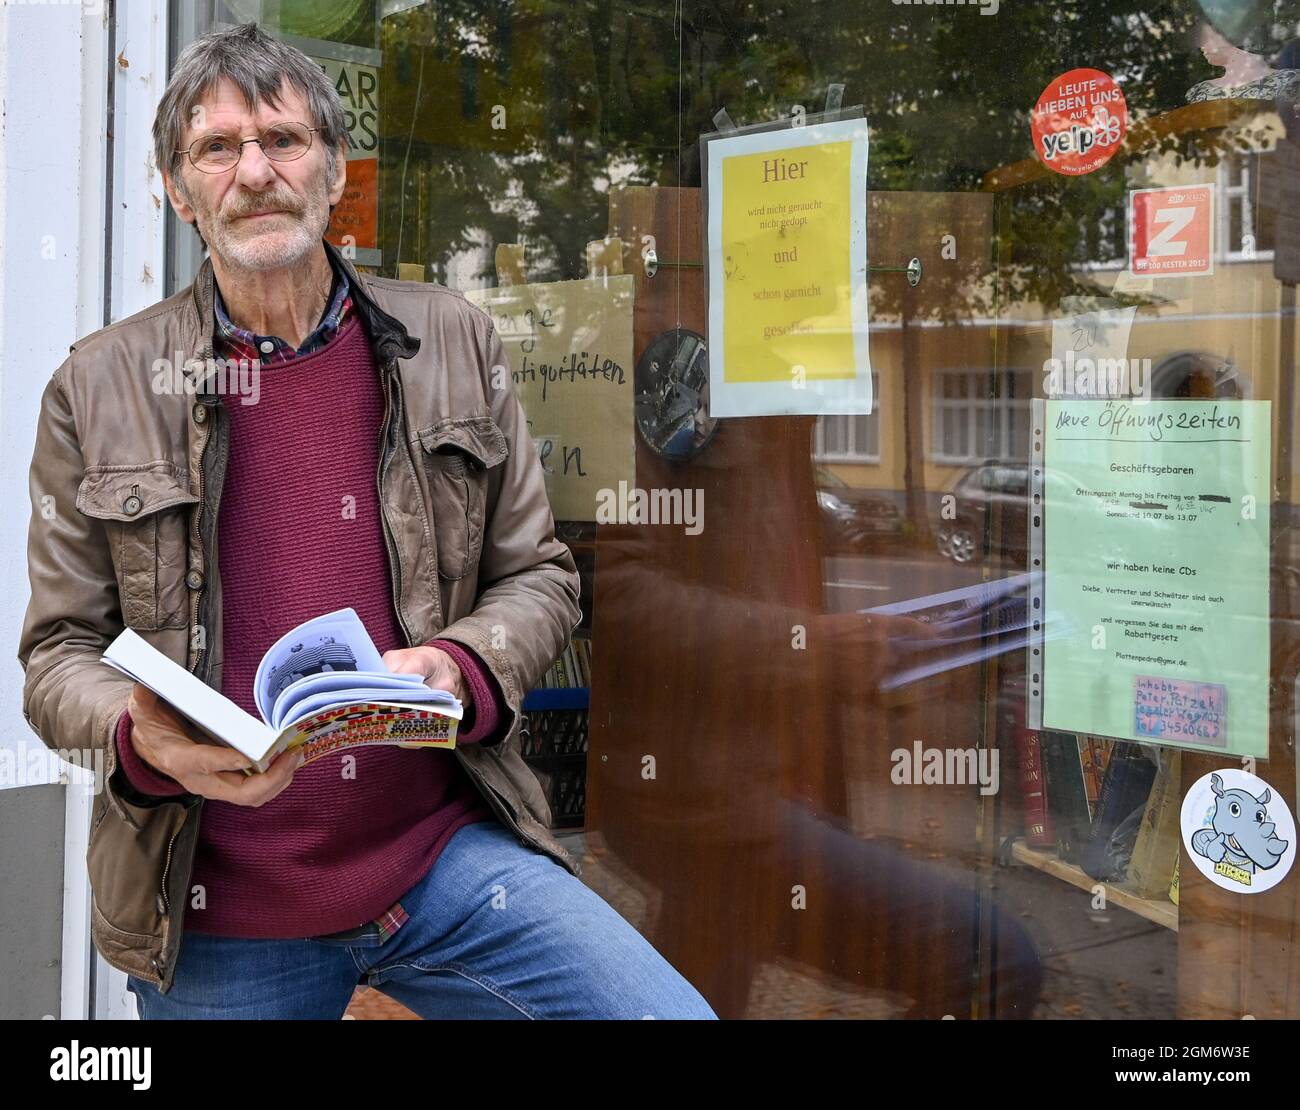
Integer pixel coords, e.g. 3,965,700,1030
815,466,905,552
934,461,1029,563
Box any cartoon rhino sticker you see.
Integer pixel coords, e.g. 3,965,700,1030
1190,773,1290,878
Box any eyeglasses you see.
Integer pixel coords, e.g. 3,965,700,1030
175,121,320,173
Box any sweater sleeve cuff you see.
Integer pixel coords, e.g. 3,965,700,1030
427,639,503,745
114,709,188,797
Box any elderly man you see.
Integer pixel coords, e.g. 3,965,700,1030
18,22,715,1020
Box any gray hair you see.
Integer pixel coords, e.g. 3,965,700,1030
153,22,348,189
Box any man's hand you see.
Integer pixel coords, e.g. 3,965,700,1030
380,645,472,708
126,685,303,806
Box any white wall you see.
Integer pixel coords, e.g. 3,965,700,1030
1,0,168,1019
1,1,111,785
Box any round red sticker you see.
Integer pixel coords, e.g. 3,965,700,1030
1031,68,1128,176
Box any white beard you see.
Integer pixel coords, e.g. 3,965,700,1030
195,169,333,273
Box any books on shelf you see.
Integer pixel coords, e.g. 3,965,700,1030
1009,716,1055,849
521,636,591,826
1077,735,1113,820
538,635,591,689
1040,730,1092,864
1127,750,1182,899
521,709,589,758
1015,724,1179,909
102,608,462,773
1080,741,1159,882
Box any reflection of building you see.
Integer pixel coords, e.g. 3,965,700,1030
817,106,1296,512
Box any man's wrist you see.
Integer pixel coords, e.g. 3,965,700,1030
426,639,504,744
114,710,188,798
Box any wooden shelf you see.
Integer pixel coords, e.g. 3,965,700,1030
1010,840,1179,932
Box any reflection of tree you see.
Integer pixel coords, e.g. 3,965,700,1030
378,0,667,283
376,0,1255,309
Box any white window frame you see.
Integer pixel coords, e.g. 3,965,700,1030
41,0,169,1021
931,368,1033,465
812,373,881,463
1077,199,1128,271
1220,148,1276,264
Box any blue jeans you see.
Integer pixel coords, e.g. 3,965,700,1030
126,820,717,1019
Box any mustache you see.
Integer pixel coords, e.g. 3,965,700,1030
225,197,304,220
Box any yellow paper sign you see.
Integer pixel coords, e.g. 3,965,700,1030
468,277,635,522
707,118,871,417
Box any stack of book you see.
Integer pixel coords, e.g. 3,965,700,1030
536,636,591,689
1014,728,1179,905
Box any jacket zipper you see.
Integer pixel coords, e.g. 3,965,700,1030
189,339,214,682
159,821,181,915
461,755,530,842
373,357,540,852
370,353,545,858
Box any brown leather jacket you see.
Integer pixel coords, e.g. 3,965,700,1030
17,238,583,993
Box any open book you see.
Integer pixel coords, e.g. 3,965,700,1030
102,608,463,773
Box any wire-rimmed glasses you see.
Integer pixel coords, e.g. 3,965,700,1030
176,121,320,173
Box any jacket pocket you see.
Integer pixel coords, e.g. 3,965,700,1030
86,787,186,947
416,416,509,581
76,463,199,631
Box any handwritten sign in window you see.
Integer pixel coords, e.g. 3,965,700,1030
1134,675,1227,747
469,277,636,521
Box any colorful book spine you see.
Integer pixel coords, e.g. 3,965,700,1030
1077,736,1113,820
1015,727,1055,849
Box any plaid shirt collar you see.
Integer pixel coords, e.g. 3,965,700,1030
212,249,353,365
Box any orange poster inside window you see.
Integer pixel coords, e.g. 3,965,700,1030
326,156,377,253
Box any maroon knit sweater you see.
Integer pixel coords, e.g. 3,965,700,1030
112,312,500,937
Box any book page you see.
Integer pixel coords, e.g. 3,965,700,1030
252,607,388,723
277,685,460,732
271,668,428,731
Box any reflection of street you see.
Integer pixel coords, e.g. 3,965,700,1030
995,866,1177,1019
822,550,992,612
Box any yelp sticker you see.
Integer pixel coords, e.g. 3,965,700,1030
1031,67,1128,176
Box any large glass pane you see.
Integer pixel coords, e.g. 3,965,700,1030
165,0,1300,1022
